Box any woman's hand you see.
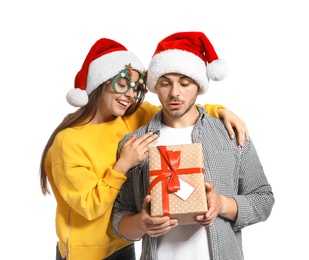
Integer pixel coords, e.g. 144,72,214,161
114,132,158,174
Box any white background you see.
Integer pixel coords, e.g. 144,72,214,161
1,0,308,259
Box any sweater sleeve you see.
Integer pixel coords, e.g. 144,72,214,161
123,102,161,132
199,103,226,119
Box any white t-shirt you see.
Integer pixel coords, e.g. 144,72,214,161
156,124,211,260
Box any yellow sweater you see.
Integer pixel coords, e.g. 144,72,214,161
45,102,223,260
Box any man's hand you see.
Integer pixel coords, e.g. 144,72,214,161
195,182,237,226
194,182,220,227
139,195,178,238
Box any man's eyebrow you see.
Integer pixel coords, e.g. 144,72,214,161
179,75,190,80
159,75,170,80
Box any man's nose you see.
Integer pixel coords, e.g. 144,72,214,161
169,84,180,97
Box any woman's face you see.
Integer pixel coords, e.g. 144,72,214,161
98,70,141,121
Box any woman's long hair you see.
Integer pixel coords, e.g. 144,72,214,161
39,80,145,195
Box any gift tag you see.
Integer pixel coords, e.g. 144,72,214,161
173,177,196,201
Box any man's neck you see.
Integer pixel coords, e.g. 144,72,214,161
161,106,200,128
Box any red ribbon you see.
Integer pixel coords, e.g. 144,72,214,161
148,146,204,217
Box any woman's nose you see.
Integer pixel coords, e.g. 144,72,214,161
124,87,134,99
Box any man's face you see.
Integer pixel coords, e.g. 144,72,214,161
155,73,199,121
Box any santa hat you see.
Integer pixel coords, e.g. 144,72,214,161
147,31,228,94
66,38,145,107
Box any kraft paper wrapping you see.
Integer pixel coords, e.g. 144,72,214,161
148,143,208,225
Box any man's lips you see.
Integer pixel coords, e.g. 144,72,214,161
168,102,182,109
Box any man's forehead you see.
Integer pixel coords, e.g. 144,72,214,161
159,73,190,80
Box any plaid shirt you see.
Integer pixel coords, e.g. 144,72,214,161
112,106,274,260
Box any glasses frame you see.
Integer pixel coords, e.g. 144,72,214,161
111,65,146,100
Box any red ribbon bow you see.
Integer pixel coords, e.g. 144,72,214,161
148,146,204,217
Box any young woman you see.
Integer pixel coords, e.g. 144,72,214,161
40,38,249,260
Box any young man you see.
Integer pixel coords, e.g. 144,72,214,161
112,31,275,260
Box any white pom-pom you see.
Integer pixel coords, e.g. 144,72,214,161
66,88,89,107
206,59,228,81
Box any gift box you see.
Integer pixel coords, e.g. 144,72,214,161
148,143,207,225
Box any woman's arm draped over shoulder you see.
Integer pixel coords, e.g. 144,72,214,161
128,102,249,147
203,103,226,118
